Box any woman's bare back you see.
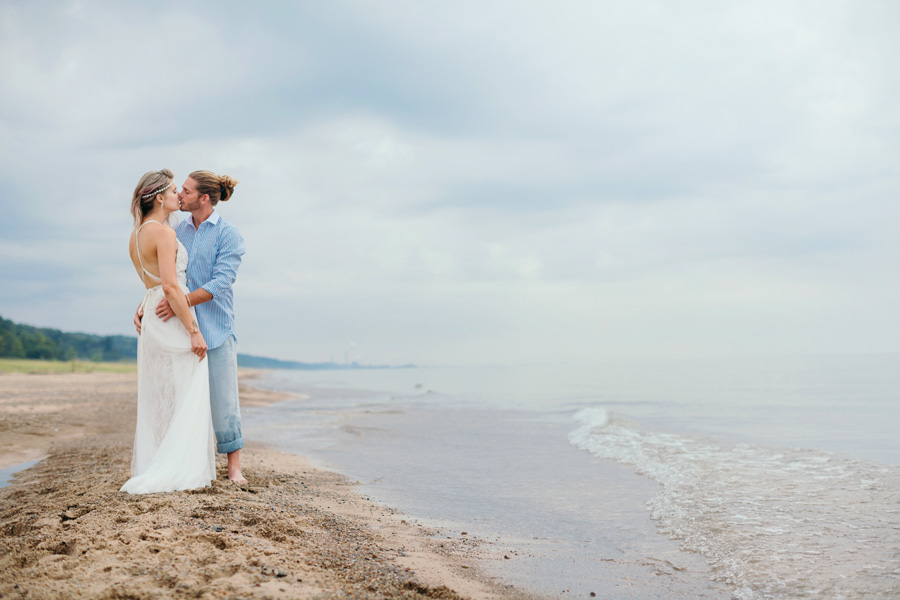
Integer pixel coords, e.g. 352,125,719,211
129,220,171,289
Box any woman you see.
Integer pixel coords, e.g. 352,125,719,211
120,169,215,494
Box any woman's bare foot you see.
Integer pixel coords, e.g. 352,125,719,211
227,449,247,484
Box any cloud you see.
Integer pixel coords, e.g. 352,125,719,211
1,0,898,363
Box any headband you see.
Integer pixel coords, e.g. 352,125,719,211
140,181,173,200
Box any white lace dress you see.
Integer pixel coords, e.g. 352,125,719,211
121,224,215,494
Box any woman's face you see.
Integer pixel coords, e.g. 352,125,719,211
159,182,180,213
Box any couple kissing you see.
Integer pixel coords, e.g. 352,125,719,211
122,169,246,494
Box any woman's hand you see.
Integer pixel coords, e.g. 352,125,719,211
190,331,207,361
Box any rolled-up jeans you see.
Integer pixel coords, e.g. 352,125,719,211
207,334,244,454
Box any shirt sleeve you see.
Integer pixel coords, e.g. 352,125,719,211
201,225,245,298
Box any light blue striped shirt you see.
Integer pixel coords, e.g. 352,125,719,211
176,210,245,350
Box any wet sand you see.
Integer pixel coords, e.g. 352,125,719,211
0,371,534,600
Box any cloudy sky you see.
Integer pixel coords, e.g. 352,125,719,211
1,1,897,366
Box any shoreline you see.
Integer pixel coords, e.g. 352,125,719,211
0,370,534,599
239,369,738,600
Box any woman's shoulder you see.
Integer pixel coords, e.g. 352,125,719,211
138,220,176,243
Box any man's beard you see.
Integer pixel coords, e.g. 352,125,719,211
180,199,199,212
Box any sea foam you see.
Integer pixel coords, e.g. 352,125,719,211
569,407,900,599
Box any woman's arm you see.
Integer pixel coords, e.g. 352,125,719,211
155,228,207,360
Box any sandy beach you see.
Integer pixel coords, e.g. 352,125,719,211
0,371,533,600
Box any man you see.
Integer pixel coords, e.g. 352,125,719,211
135,169,247,483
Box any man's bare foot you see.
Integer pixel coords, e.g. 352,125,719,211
227,450,247,484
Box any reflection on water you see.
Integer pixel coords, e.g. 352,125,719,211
0,458,42,488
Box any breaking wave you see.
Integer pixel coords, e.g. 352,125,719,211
569,407,900,599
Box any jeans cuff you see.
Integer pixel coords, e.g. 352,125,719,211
217,437,244,454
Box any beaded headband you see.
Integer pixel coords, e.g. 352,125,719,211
140,181,173,200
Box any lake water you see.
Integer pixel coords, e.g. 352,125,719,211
243,354,900,599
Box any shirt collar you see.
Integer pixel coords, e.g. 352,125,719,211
184,208,219,229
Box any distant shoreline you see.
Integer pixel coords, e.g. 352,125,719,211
0,356,416,377
0,314,415,371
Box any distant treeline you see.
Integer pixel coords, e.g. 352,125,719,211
0,315,137,362
0,315,414,369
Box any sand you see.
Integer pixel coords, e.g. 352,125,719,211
0,371,535,600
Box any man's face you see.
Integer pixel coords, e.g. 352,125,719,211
179,177,203,211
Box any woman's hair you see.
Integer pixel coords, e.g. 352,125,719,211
131,169,174,227
188,170,239,206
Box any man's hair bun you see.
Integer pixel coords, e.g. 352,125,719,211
219,175,239,202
